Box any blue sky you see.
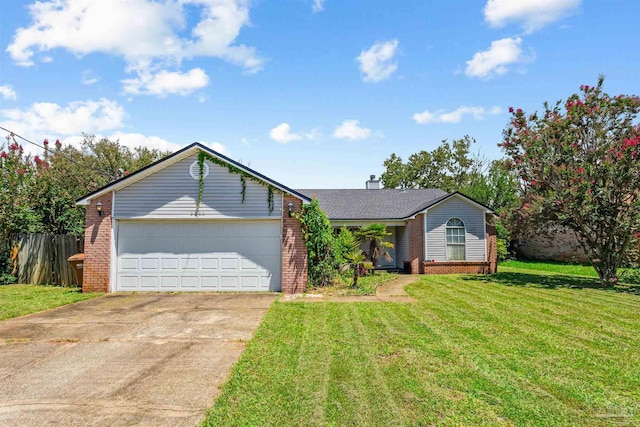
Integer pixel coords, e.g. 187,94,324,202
1,0,639,188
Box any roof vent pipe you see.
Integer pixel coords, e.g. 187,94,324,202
366,174,380,190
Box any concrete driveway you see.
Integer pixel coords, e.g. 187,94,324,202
0,293,277,426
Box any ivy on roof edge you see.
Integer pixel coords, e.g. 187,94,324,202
197,150,277,213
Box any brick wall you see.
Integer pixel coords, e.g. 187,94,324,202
422,261,492,274
82,193,112,293
281,195,308,293
407,214,425,274
517,226,589,263
486,213,498,274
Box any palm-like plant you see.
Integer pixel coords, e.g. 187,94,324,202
336,227,370,287
355,224,394,269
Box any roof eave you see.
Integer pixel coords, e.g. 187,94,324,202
76,142,311,205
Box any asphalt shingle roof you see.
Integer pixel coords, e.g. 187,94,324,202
296,188,450,220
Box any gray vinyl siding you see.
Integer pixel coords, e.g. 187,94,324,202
395,226,409,268
425,197,486,261
114,155,283,219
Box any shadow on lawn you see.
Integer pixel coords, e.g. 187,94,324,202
465,271,640,295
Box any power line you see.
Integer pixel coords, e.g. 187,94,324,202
0,126,117,179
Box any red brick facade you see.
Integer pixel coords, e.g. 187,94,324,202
422,261,492,274
281,195,308,293
407,214,425,274
485,213,498,274
82,192,112,293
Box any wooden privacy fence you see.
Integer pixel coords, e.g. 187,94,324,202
10,234,84,286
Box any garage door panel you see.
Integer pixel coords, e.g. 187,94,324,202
241,276,259,289
220,276,239,289
201,258,218,269
120,276,138,289
181,276,198,289
201,276,219,289
140,276,158,288
116,221,281,292
182,258,198,270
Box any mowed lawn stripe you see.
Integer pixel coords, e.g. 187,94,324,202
204,269,640,426
408,276,640,422
406,280,580,424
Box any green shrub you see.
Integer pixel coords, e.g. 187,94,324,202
497,238,509,261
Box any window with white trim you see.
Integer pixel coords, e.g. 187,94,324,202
446,218,466,260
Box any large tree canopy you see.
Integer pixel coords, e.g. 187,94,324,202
0,134,169,239
500,77,640,283
381,136,519,212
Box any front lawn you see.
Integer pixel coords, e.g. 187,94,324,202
0,285,102,321
204,269,640,426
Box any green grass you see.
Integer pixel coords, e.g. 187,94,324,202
308,271,398,296
204,268,640,426
501,259,599,277
0,285,102,321
501,259,640,287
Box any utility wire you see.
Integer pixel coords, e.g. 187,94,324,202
0,126,117,180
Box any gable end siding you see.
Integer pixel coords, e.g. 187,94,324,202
425,197,486,261
114,154,283,219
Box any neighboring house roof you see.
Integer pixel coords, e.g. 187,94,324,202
296,189,495,220
76,142,312,205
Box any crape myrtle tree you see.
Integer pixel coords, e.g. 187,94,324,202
0,134,169,282
500,76,640,284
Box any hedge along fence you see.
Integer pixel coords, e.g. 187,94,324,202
9,234,84,286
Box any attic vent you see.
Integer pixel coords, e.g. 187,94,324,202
190,161,209,180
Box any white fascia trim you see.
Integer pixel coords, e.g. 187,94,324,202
113,216,283,222
417,193,493,216
110,192,117,292
483,213,488,261
424,211,428,260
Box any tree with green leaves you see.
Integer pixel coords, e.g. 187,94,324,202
381,137,519,214
381,136,480,192
500,76,640,284
0,134,170,281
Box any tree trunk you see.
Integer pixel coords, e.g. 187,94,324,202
352,265,359,288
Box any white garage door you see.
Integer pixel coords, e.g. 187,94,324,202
116,221,281,292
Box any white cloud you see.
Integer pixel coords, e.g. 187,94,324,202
7,0,262,94
312,0,324,13
465,37,529,79
1,98,126,137
122,68,210,96
0,97,229,157
206,141,229,155
413,106,502,124
81,69,99,85
356,39,399,83
484,0,580,33
333,120,372,141
0,85,17,101
269,123,303,144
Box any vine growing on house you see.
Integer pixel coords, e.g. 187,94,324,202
296,198,335,287
197,151,277,213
